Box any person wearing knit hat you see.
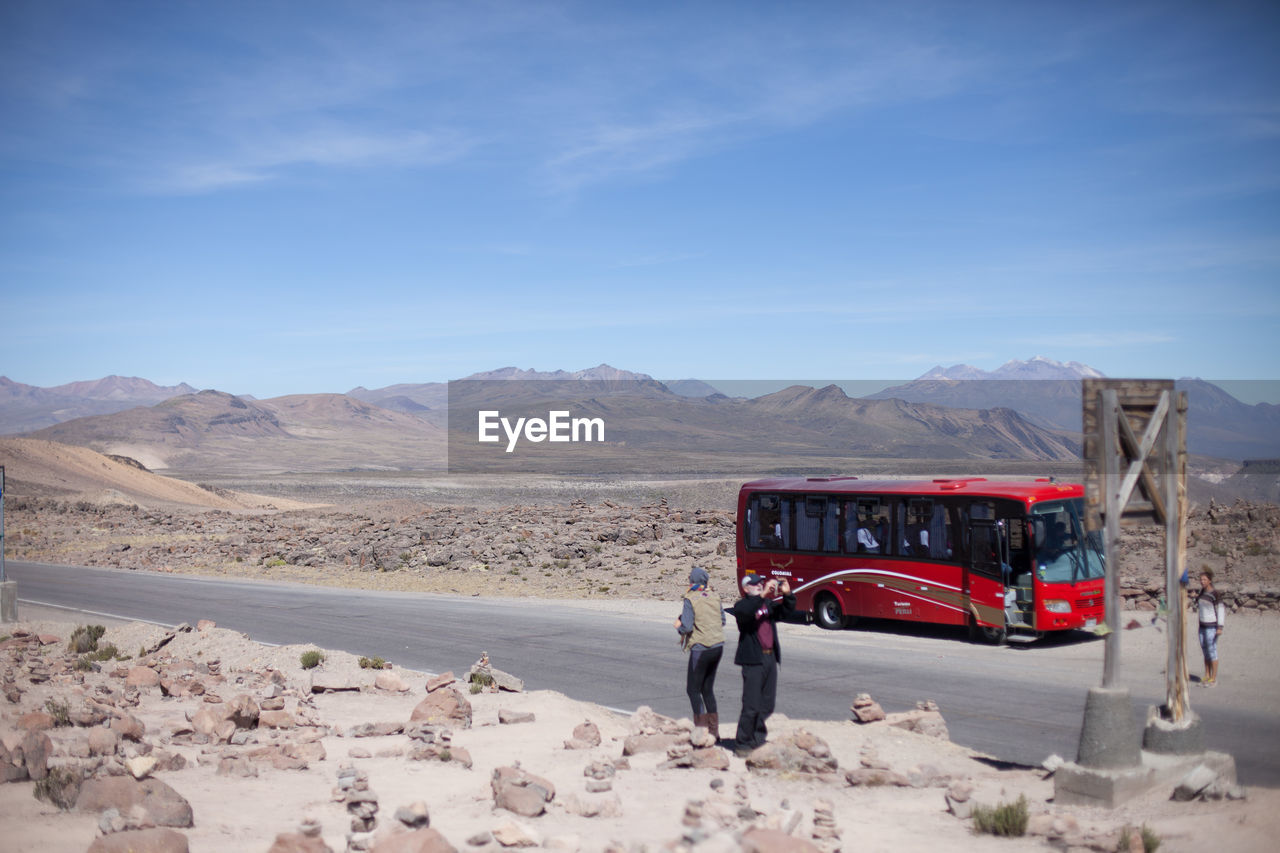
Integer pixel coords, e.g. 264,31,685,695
673,565,726,739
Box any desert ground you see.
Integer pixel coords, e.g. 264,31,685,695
1,438,1278,851
2,602,1278,853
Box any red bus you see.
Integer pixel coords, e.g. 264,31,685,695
736,476,1106,642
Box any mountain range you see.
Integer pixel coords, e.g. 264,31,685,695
0,375,198,434
3,359,1277,470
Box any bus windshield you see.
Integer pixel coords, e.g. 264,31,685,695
1030,498,1106,583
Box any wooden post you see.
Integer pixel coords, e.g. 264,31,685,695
1165,392,1190,719
1102,389,1121,688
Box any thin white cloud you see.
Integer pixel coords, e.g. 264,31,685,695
534,35,982,193
148,128,475,194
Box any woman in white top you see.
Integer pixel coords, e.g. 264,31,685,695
1196,566,1226,686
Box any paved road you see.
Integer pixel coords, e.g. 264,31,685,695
8,561,1277,786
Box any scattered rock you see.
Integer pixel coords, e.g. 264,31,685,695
740,827,822,853
86,828,190,853
410,688,472,729
425,672,456,693
17,710,56,731
21,730,54,780
310,669,362,694
845,768,910,788
267,831,334,852
745,730,838,776
259,709,297,729
622,732,686,756
369,827,457,853
349,722,406,738
491,766,556,817
394,800,431,828
850,693,885,723
126,667,161,688
375,671,410,693
75,777,194,828
226,694,260,729
468,653,524,693
884,708,950,740
564,721,601,750
88,726,121,757
498,709,535,725
491,821,539,848
111,713,146,742
1174,763,1228,801
126,755,158,780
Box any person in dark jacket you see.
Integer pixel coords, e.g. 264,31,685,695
730,573,795,756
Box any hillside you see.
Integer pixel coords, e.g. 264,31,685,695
12,364,1276,475
0,438,311,510
20,378,1078,477
27,391,445,474
0,375,198,435
868,377,1280,460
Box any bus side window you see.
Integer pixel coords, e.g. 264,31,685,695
796,495,822,551
929,502,952,559
906,499,930,556
841,501,857,553
822,497,840,552
777,497,794,550
748,494,784,549
895,501,912,555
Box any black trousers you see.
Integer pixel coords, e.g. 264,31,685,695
686,644,723,716
735,653,778,749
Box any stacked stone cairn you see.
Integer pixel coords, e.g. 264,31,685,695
335,765,379,851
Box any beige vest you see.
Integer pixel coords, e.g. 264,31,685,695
683,591,725,649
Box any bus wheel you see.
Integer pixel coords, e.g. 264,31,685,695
968,616,1006,645
813,594,847,630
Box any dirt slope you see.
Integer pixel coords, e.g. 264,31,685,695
0,438,315,511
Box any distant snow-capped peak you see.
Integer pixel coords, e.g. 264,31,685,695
918,357,1105,381
461,364,655,382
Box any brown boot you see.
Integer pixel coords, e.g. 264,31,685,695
693,712,706,731
706,712,719,740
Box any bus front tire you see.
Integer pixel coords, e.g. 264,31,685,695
813,595,847,630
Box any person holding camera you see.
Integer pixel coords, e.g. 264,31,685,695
730,573,795,756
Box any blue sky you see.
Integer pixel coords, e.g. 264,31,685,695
2,1,1278,399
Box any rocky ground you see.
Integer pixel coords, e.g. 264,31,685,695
2,611,1275,853
5,493,1279,613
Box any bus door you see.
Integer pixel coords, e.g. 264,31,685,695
964,518,1007,631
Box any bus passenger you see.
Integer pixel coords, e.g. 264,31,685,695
846,522,878,553
673,566,725,737
730,574,795,757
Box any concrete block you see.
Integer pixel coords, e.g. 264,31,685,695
1055,750,1236,808
1143,706,1204,755
1076,686,1141,769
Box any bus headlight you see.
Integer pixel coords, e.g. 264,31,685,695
1044,599,1072,614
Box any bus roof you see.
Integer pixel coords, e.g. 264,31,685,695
739,476,1082,504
